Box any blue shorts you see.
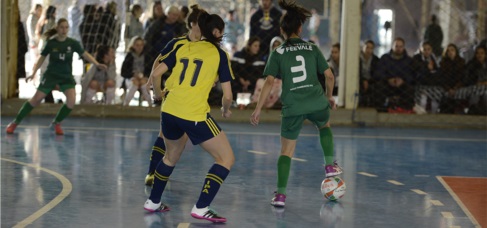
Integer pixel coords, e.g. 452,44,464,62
161,112,222,145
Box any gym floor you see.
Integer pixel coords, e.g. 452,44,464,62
1,116,486,228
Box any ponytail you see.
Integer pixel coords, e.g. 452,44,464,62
278,0,311,42
186,4,205,30
198,12,224,46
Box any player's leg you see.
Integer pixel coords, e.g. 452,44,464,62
191,116,234,223
6,85,50,134
271,115,304,207
308,109,342,177
144,113,187,212
51,84,76,135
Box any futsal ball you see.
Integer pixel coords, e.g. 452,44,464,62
321,176,346,201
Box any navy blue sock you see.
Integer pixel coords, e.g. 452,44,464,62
195,164,230,208
149,161,174,204
148,137,166,175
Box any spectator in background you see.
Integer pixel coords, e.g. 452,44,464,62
374,37,416,112
102,2,121,49
439,43,465,113
251,36,284,108
223,10,244,56
308,8,320,46
463,46,487,115
16,15,29,98
413,41,442,113
144,1,164,30
424,15,444,58
231,37,266,98
144,5,185,64
36,5,57,103
125,4,144,48
359,40,379,107
67,0,82,42
179,5,189,23
80,5,103,55
327,43,340,95
26,4,42,59
81,45,117,104
250,0,282,58
121,36,152,106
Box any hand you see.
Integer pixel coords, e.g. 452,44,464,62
327,96,337,110
97,64,108,71
25,75,35,83
221,107,232,118
250,109,261,126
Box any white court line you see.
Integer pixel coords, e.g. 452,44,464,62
113,134,137,138
441,212,454,219
3,125,485,142
430,200,444,206
437,176,480,227
291,157,307,162
177,223,190,228
247,150,268,155
358,172,378,177
411,189,427,195
1,157,72,228
387,180,404,185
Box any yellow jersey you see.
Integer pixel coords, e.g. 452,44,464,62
161,40,234,121
158,36,190,62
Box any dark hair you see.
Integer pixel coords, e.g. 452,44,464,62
442,43,459,58
95,45,111,64
180,6,189,18
186,4,205,29
420,40,432,48
43,18,68,39
431,14,438,24
245,36,261,53
278,0,311,40
364,40,375,47
393,37,405,44
332,43,340,50
46,6,56,20
198,12,224,46
130,4,142,15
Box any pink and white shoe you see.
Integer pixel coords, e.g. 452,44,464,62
143,199,170,212
325,161,343,177
190,205,226,223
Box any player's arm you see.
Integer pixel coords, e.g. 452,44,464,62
149,62,169,99
82,51,108,71
220,81,233,118
250,75,275,125
147,54,163,92
324,68,336,109
26,55,46,82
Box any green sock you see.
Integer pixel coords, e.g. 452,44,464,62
53,105,72,123
277,155,292,195
319,127,334,165
13,102,34,124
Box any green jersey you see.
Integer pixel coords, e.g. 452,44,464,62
263,38,330,117
41,37,84,78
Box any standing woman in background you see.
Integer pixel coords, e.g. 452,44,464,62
6,19,107,135
250,0,341,208
143,12,235,223
35,5,57,103
26,4,43,59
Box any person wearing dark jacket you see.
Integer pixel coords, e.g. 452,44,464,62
359,40,379,107
423,15,444,57
231,37,266,99
413,41,442,113
121,36,152,106
250,0,282,58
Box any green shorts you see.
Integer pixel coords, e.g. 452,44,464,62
37,75,76,94
281,108,330,140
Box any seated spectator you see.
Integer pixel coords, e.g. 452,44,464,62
231,37,265,98
413,41,442,113
81,45,117,104
251,36,284,108
327,43,340,95
373,37,416,112
438,43,466,114
121,36,152,106
359,40,379,107
463,46,487,115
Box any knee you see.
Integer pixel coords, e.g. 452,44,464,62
105,80,115,88
88,80,99,89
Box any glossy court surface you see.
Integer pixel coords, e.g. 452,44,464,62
1,116,486,228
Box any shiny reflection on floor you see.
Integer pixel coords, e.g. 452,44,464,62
1,116,486,228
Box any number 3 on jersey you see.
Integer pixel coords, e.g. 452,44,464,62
179,58,203,86
291,55,307,83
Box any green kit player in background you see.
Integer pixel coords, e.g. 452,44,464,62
6,18,107,135
250,0,342,207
